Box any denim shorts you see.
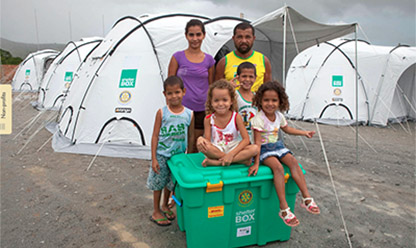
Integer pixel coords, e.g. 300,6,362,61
146,154,174,191
259,140,292,163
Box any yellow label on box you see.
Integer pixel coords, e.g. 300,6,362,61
208,206,224,218
0,85,12,135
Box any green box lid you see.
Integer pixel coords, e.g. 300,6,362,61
168,153,305,189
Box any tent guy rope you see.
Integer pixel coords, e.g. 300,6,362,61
315,121,353,248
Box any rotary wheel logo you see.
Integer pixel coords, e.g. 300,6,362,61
239,190,253,205
334,88,342,96
119,91,131,103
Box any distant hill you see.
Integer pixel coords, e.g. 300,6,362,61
0,37,65,59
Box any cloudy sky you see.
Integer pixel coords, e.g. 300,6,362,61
1,0,414,46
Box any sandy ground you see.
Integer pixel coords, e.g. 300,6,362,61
1,93,415,248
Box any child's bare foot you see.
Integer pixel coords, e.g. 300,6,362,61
241,159,252,166
202,158,222,167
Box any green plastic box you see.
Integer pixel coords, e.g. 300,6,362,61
168,153,304,248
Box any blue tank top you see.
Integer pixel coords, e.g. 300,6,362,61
157,106,193,157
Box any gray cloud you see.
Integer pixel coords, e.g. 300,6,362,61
1,0,414,46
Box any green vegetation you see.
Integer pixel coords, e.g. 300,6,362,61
1,49,23,65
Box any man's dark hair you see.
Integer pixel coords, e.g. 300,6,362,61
233,22,255,36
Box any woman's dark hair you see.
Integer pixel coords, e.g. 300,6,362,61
253,81,289,112
185,19,205,34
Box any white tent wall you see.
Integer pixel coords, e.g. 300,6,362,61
53,7,356,159
37,38,102,110
286,39,416,126
11,49,59,91
55,15,215,159
73,27,163,145
372,47,416,124
58,17,144,143
394,64,416,120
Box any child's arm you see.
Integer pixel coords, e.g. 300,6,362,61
281,125,315,138
151,109,163,174
248,129,262,176
187,114,195,153
220,114,250,166
197,117,211,153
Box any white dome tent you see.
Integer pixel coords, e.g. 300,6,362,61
52,7,356,159
11,49,59,91
286,39,416,126
36,37,103,110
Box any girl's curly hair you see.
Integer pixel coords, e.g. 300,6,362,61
205,79,238,115
253,81,289,112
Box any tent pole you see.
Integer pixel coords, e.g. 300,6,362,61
355,24,359,164
282,6,287,87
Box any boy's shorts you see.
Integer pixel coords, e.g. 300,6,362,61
213,139,240,154
146,154,174,191
259,140,292,163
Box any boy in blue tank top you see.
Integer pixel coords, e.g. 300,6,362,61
147,76,194,226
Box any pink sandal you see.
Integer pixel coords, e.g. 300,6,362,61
301,197,320,214
279,207,300,227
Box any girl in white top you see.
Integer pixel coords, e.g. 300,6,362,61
250,81,320,227
197,79,258,167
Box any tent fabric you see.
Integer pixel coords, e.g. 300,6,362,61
35,38,103,110
53,7,356,159
11,49,59,91
286,39,416,126
224,6,356,83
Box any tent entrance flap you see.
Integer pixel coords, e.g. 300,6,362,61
319,103,353,120
95,118,146,146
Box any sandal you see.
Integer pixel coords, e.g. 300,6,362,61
301,197,320,215
149,216,171,226
279,208,299,227
162,210,176,221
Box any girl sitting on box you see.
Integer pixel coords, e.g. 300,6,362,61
196,79,258,167
248,81,320,227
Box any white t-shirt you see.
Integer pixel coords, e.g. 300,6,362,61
251,110,287,144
